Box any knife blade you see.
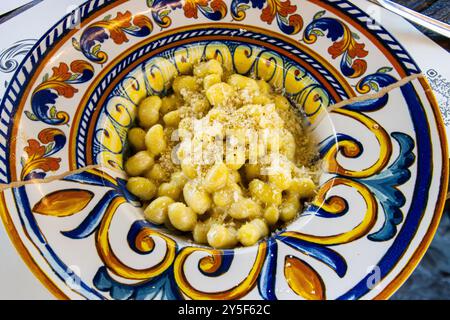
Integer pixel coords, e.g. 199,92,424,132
0,0,43,25
367,0,450,38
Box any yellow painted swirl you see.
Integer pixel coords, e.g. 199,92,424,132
144,57,177,94
281,177,377,245
204,43,233,71
174,243,267,300
96,197,177,280
325,109,392,178
256,51,284,88
121,73,147,105
233,44,260,75
310,179,348,215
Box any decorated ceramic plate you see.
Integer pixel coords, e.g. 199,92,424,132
0,0,447,300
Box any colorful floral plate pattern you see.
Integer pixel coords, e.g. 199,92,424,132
0,0,447,300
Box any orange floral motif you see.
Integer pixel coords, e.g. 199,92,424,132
304,12,368,78
34,61,93,99
38,63,78,99
49,63,72,82
27,60,94,126
98,11,133,45
38,129,60,144
231,0,303,35
74,10,153,64
211,0,227,16
180,0,227,20
21,154,61,179
329,37,367,60
261,0,296,24
21,128,66,181
24,140,46,160
183,0,209,18
327,27,368,78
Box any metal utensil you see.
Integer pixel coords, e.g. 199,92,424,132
368,0,450,38
0,0,43,25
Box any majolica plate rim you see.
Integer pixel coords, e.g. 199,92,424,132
0,0,448,300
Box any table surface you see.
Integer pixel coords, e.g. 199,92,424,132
391,0,450,300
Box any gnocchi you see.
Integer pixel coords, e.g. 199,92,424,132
125,59,319,248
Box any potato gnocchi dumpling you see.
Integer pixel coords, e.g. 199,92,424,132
125,59,319,249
